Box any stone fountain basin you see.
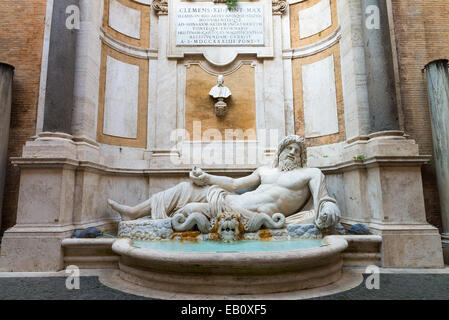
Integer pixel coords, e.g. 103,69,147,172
112,236,348,295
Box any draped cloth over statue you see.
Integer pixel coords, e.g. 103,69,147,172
147,182,257,221
148,182,208,219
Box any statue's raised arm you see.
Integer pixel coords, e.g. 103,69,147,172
189,166,261,192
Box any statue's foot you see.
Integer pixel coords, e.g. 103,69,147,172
107,199,134,221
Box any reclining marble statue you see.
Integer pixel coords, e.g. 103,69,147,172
108,135,341,237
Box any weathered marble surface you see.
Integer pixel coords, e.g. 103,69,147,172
287,224,323,239
118,217,173,241
116,218,356,241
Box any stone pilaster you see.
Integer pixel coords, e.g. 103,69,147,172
326,131,444,268
263,12,286,140
151,14,178,155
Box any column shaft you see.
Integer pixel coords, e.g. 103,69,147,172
42,0,79,133
0,63,14,230
362,0,399,132
425,60,449,234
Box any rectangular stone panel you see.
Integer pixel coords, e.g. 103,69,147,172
109,0,142,39
290,0,338,49
302,55,339,138
103,56,139,139
299,0,332,39
97,44,148,148
102,0,151,49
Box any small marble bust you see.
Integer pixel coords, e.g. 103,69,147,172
209,75,232,99
209,75,232,117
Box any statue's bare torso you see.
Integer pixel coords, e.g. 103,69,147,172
227,166,321,217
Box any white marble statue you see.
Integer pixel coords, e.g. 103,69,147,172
108,135,341,231
209,75,232,117
209,75,231,99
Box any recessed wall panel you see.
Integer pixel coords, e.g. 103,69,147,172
97,44,148,148
102,0,151,48
299,0,332,39
290,0,338,48
302,55,339,138
185,64,256,140
292,42,346,146
109,0,142,39
103,56,139,139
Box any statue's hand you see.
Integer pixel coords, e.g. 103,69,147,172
315,202,340,230
189,167,210,187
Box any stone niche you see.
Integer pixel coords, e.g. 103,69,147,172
0,0,444,272
184,62,257,140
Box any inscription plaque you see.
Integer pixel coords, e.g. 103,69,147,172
176,3,264,46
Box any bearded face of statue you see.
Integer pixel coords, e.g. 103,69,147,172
278,142,302,171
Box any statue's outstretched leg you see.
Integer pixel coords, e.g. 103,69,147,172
107,198,151,221
107,181,209,221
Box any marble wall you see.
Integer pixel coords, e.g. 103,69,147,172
288,0,346,149
94,0,349,158
96,0,152,148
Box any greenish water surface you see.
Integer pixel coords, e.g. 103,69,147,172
133,239,323,253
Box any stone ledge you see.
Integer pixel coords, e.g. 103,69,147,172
62,238,118,269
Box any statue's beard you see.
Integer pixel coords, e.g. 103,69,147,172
278,158,301,171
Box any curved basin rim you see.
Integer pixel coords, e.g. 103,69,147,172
112,236,348,264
